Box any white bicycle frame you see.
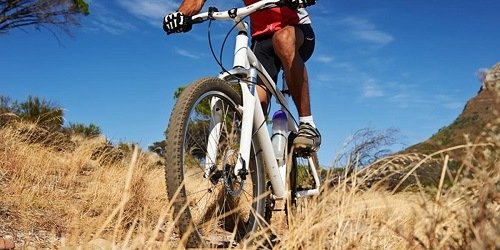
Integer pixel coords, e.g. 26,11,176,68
195,0,320,199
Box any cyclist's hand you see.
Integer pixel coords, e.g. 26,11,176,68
163,12,192,34
284,0,316,9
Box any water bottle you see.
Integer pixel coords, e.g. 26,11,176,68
271,110,288,166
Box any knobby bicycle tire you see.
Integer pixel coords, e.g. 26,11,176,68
164,77,266,248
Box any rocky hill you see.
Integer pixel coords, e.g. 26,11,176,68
355,63,499,191
405,63,500,157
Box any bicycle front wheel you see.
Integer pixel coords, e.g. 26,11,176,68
165,77,266,248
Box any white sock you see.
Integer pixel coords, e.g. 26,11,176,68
299,115,316,128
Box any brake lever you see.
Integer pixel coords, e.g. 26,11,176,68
208,6,219,20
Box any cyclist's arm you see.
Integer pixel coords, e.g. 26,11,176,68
178,0,206,16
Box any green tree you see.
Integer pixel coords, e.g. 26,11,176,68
17,96,64,130
173,86,186,100
66,122,101,138
0,0,89,34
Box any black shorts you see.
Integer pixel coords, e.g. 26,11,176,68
251,24,315,83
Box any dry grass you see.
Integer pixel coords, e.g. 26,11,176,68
0,122,171,248
277,162,499,249
274,118,499,249
0,120,499,249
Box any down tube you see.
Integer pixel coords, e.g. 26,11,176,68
252,94,287,198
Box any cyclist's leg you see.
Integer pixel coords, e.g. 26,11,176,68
272,25,310,117
251,36,281,115
272,24,320,151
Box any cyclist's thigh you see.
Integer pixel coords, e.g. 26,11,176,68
251,36,281,83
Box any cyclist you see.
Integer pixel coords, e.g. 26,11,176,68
163,0,321,152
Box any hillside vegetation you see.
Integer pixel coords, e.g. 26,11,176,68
406,64,500,157
355,81,499,192
0,63,499,249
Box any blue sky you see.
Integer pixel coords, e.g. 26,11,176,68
1,0,499,166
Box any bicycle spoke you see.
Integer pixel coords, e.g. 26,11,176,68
166,79,265,247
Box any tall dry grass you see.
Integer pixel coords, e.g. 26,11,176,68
1,119,498,249
0,122,171,248
274,118,499,249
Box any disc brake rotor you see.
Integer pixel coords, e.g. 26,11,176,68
222,149,245,196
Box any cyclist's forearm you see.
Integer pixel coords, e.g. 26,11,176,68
178,0,206,16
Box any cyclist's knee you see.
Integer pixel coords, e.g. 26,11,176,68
272,26,303,55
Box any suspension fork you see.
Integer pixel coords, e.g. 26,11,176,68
232,68,258,177
202,90,255,179
203,68,258,179
203,69,288,198
203,97,224,178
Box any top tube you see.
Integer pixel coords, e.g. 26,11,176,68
191,0,283,23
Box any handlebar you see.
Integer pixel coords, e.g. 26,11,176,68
190,0,285,25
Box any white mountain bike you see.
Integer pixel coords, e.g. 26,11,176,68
164,0,321,247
